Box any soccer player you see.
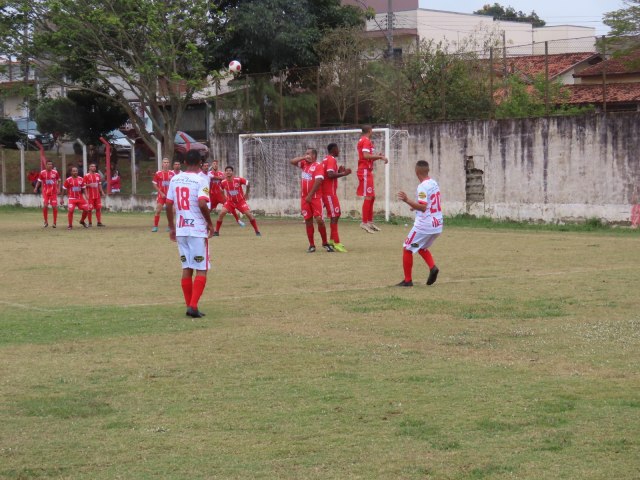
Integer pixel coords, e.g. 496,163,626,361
173,160,182,176
321,143,352,252
208,160,244,227
396,160,442,287
34,160,60,228
213,166,261,236
82,162,106,227
165,151,214,318
357,125,388,233
61,166,91,230
290,149,334,253
151,158,175,232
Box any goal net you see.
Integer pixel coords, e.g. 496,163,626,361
238,128,409,220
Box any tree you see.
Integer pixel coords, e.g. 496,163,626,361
35,90,128,145
603,1,640,55
474,3,546,27
206,0,365,74
2,0,219,158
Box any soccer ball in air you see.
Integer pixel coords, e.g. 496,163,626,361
228,60,242,73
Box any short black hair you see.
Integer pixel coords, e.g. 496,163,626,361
185,150,201,166
327,143,338,153
416,160,429,169
225,166,234,172
362,125,372,134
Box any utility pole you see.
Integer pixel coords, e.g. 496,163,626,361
387,0,394,58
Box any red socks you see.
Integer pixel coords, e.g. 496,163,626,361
368,197,375,222
362,198,375,223
96,209,102,223
306,224,315,245
153,214,160,227
181,277,193,306
418,249,435,269
318,223,328,244
80,211,87,223
43,207,48,223
330,223,339,243
67,211,73,227
403,249,413,282
250,219,259,233
231,210,240,222
215,220,222,232
52,208,57,224
191,275,207,309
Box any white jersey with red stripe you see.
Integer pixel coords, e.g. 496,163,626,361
166,171,210,237
413,178,443,234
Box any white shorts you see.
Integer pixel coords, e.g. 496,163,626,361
177,236,210,270
402,228,441,253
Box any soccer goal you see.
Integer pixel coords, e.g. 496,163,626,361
237,128,409,221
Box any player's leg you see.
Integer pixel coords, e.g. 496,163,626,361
42,196,49,227
177,236,196,311
417,233,441,285
397,228,420,286
240,205,260,235
184,236,209,317
50,196,58,227
152,198,163,231
67,200,76,229
214,206,229,235
95,199,104,226
311,198,331,250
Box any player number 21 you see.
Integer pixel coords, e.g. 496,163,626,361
176,187,190,210
430,192,442,213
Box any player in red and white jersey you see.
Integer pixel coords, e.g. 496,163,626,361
82,163,106,227
34,160,60,228
321,143,352,252
290,148,333,253
357,125,388,233
396,160,443,287
213,166,261,236
173,160,182,176
151,158,175,232
166,151,214,318
208,160,244,227
61,166,91,230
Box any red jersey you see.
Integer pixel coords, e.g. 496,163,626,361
63,176,85,200
220,177,248,205
208,170,224,196
38,169,60,196
152,170,175,196
357,135,374,172
299,161,325,199
83,173,102,200
321,155,339,196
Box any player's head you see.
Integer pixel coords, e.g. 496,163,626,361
89,163,97,172
211,159,219,170
305,148,317,162
362,125,372,136
327,143,339,156
224,166,234,178
162,158,170,170
71,166,78,177
415,160,430,179
45,160,53,171
185,150,201,166
202,162,209,172
173,160,181,171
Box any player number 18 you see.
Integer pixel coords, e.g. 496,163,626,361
176,187,190,210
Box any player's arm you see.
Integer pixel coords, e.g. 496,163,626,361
152,177,163,196
326,167,352,179
397,191,427,212
290,154,310,166
363,152,388,164
99,179,105,196
165,200,176,241
198,198,214,238
305,177,323,203
33,176,42,193
244,180,250,200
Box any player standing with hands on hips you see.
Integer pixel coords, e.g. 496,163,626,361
396,160,442,287
166,151,214,318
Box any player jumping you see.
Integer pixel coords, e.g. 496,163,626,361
213,166,261,236
208,160,245,227
357,125,388,233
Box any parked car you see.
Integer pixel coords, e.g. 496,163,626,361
0,118,54,149
134,131,209,162
58,129,133,157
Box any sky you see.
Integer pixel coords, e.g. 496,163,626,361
419,0,626,35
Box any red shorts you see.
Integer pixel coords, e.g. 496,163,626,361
156,194,167,205
210,193,225,210
225,201,250,214
86,197,102,210
301,197,323,220
323,194,341,218
42,193,58,207
357,170,375,197
67,197,89,212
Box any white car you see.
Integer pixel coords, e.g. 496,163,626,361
58,129,132,156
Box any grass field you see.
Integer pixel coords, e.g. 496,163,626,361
1,207,639,479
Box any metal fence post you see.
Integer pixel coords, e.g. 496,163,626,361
545,41,549,116
18,142,25,193
0,147,5,193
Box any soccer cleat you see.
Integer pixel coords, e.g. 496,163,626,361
360,222,374,234
212,231,220,237
332,243,348,252
237,220,246,227
151,226,158,232
43,222,48,228
52,224,56,229
322,243,335,253
186,307,206,318
67,226,72,230
97,222,105,227
80,221,88,228
427,266,439,286
396,280,413,287
368,222,381,232
88,223,93,227
307,245,316,253
255,231,261,237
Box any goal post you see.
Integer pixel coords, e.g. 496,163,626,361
238,127,408,221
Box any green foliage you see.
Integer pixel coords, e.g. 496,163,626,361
604,0,640,38
35,90,128,144
0,118,20,147
474,2,546,27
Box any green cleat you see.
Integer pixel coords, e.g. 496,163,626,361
332,243,348,252
151,226,158,232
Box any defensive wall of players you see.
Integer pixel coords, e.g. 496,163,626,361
2,112,639,224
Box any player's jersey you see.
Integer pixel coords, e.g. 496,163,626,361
38,169,60,197
166,172,210,237
83,173,102,200
321,155,339,196
413,178,443,234
357,135,374,172
208,170,224,197
63,176,85,200
299,161,325,200
220,177,249,205
152,170,175,196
